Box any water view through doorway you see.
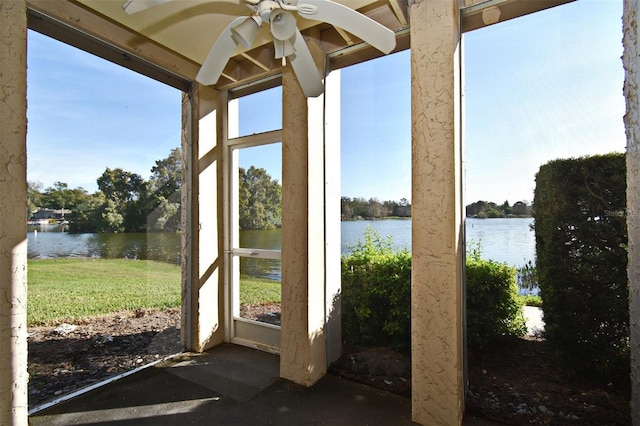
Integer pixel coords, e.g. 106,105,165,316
28,217,535,276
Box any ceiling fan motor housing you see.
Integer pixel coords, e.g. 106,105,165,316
258,1,281,22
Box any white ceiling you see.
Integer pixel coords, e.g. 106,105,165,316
67,0,571,91
75,0,407,90
79,0,385,64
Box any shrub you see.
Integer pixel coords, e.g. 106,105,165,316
341,230,526,353
341,227,411,351
534,153,628,382
466,245,527,349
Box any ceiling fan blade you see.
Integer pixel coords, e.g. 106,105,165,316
288,29,324,97
196,16,248,85
297,0,396,54
122,0,175,14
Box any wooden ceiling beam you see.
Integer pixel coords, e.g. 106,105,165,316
240,52,271,72
460,0,575,33
220,72,238,83
27,0,198,90
387,0,408,27
334,26,356,47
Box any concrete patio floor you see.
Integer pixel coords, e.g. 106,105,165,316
29,344,422,425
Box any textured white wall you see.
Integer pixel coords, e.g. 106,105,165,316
623,1,640,424
410,0,465,424
280,64,327,386
0,1,29,424
192,86,225,351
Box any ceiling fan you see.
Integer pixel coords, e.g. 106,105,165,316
122,0,396,97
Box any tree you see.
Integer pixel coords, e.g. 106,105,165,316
67,192,105,233
147,196,180,232
342,196,411,220
466,200,531,218
98,169,145,205
41,181,90,210
97,198,125,233
97,168,148,232
148,148,182,231
150,148,182,202
512,201,531,216
395,198,411,217
341,197,354,220
501,200,512,216
27,181,43,216
239,166,281,230
367,198,385,219
351,197,369,218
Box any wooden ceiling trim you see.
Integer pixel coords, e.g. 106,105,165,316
328,26,409,71
387,0,408,27
316,27,355,55
358,1,404,31
334,26,356,47
220,72,238,83
460,0,575,33
27,0,199,88
240,52,271,72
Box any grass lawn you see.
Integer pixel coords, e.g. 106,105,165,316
28,258,181,325
28,258,282,325
240,276,281,305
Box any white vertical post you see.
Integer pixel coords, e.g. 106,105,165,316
0,1,29,424
186,85,225,351
410,0,465,424
324,69,342,364
623,1,640,424
280,63,327,386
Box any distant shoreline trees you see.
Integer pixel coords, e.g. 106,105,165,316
30,148,531,232
341,197,411,220
29,148,182,233
341,197,532,220
465,200,533,218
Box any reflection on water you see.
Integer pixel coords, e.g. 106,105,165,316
27,218,536,280
239,228,282,280
27,231,181,264
240,257,281,281
239,228,281,250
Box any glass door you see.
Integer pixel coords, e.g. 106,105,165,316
226,87,282,352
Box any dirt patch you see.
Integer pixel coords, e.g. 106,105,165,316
330,346,412,396
240,303,281,326
464,336,630,425
28,305,631,425
330,335,631,425
28,308,182,408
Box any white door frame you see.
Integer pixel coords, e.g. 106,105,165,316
223,95,283,353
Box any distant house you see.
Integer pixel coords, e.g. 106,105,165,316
31,207,71,221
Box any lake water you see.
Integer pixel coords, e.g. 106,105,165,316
27,226,181,264
27,217,536,272
341,217,535,268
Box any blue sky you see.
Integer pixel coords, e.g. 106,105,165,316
463,0,625,205
27,31,182,192
27,0,625,205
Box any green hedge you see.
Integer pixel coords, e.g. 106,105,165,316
466,246,527,349
341,228,411,351
534,153,628,381
341,229,525,352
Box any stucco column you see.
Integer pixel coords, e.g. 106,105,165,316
623,1,640,424
410,0,465,425
0,1,29,424
280,64,327,385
